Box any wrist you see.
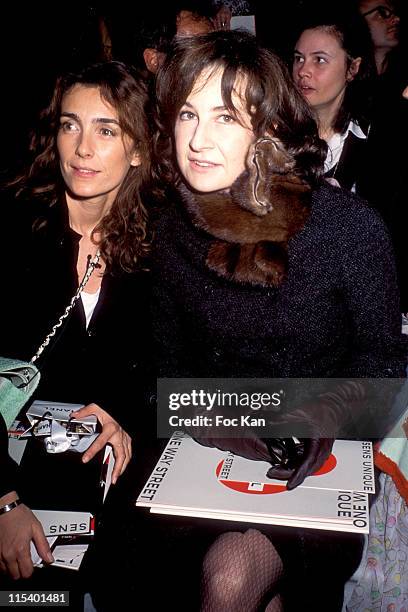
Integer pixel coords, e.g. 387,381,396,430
0,494,22,516
0,490,19,507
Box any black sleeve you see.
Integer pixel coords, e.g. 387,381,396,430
340,204,407,378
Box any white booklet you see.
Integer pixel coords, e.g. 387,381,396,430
32,510,95,538
30,537,89,571
136,432,373,534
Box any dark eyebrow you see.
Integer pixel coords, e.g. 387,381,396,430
94,118,120,125
294,49,333,58
312,51,331,56
182,101,229,112
60,112,120,125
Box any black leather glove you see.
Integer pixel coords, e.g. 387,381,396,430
186,380,374,489
266,435,334,490
266,381,367,489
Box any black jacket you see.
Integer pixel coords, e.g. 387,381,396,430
325,129,368,193
152,182,406,380
358,95,408,311
0,193,151,498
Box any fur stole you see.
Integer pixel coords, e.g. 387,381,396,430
178,138,312,287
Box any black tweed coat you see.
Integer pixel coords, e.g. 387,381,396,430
152,182,406,380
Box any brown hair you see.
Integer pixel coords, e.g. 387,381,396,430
154,30,326,188
12,61,151,273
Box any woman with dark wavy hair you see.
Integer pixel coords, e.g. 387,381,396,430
12,61,150,272
150,30,405,611
0,61,151,602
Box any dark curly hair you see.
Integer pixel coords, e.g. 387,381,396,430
153,30,327,190
11,61,151,273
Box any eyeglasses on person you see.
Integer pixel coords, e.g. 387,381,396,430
362,5,398,19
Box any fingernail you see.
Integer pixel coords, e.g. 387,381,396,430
82,455,89,463
47,553,54,563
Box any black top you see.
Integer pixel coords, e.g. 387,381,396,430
358,94,408,311
0,193,151,498
152,183,406,379
325,130,368,193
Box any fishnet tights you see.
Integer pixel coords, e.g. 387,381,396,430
200,529,283,612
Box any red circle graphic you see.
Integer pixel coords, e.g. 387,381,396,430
216,453,337,495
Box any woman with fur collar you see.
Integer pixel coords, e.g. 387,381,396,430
151,30,406,611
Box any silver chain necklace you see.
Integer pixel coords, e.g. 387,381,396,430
31,251,101,363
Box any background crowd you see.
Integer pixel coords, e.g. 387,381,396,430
1,0,406,170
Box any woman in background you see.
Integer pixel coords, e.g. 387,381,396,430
292,7,374,191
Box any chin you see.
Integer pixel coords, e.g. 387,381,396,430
181,166,230,193
66,185,101,200
189,182,230,194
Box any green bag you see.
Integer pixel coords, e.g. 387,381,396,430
0,357,40,429
0,252,101,430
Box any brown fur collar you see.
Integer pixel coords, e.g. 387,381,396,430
178,138,312,287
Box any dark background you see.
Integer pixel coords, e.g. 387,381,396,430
1,1,406,176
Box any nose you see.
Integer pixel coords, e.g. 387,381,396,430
75,129,94,158
402,86,408,100
295,60,312,80
189,120,213,151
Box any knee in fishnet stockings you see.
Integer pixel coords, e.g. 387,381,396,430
200,528,283,612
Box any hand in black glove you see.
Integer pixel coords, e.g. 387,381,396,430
265,381,367,489
190,381,368,489
195,428,333,489
266,436,334,490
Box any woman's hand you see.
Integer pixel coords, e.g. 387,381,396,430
73,404,132,484
266,437,334,490
266,381,369,488
0,492,53,579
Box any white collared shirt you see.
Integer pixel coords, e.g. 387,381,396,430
324,120,368,174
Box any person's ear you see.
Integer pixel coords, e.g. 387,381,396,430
346,57,362,81
130,151,141,167
143,48,163,74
